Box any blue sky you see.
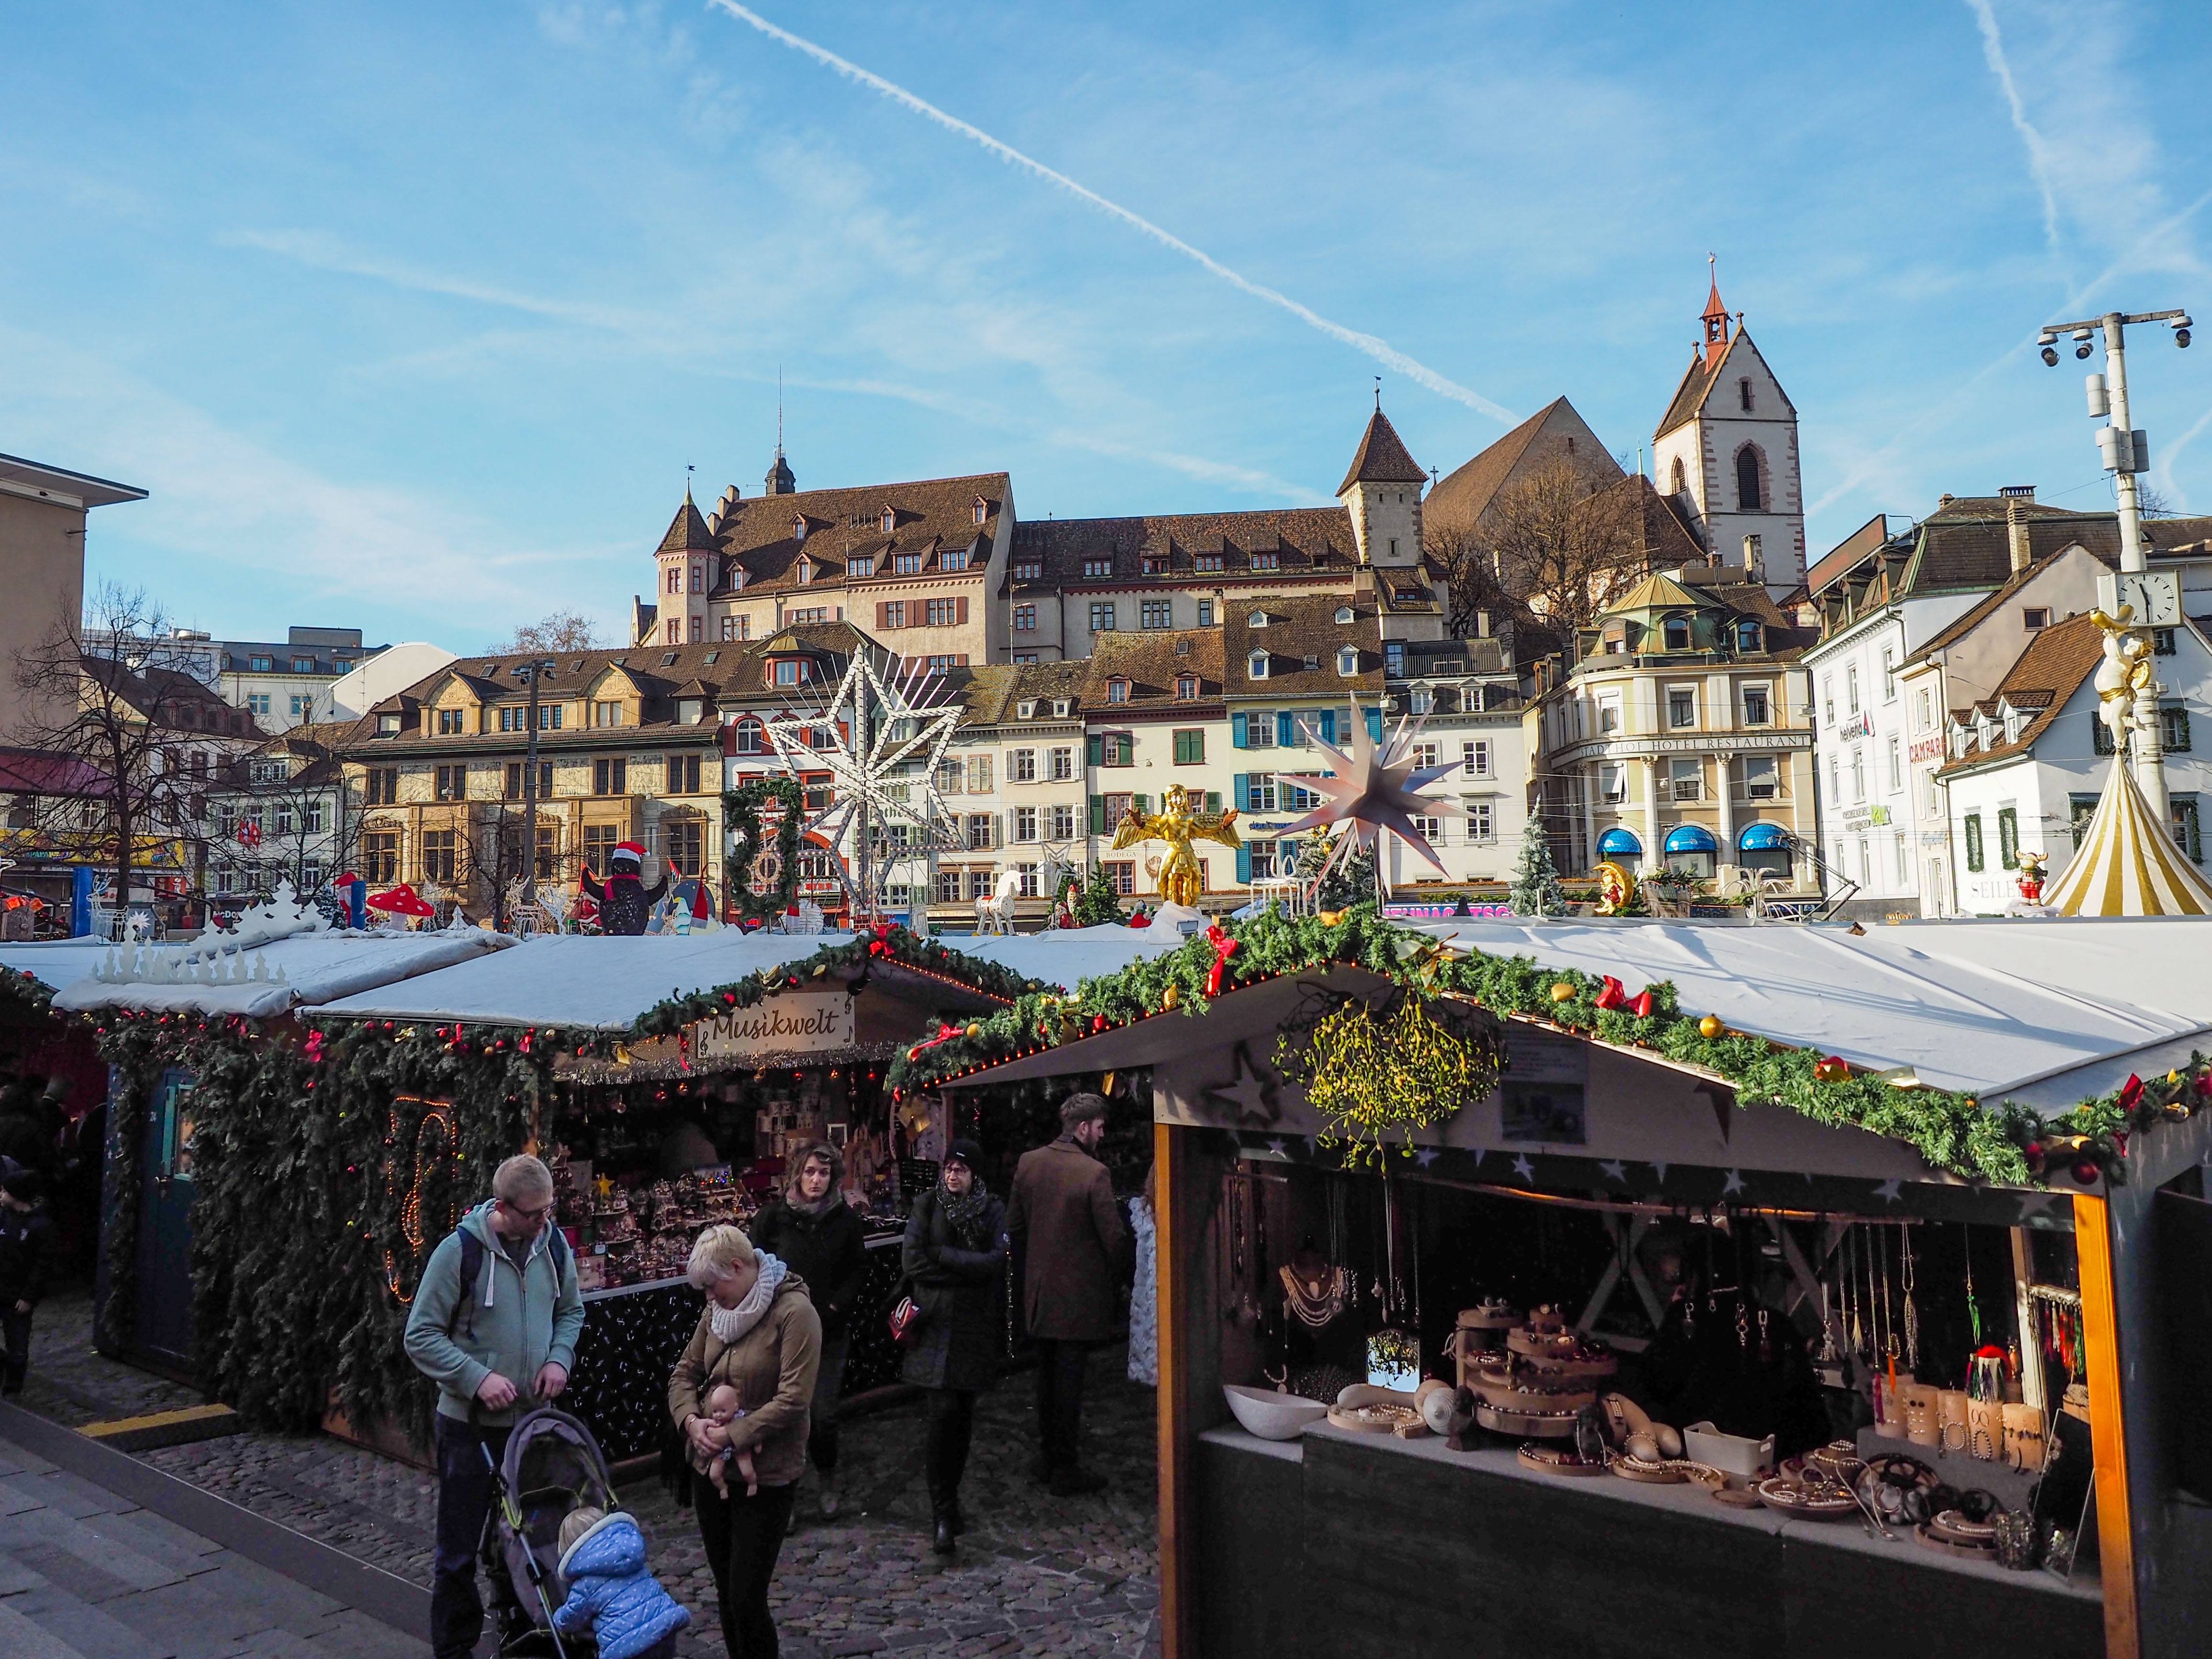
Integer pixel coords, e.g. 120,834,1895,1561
4,1,2209,648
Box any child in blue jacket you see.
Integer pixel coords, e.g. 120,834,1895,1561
553,1507,690,1659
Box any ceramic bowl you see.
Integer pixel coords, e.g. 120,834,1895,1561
1224,1384,1330,1441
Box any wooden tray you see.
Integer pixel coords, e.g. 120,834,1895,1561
1519,1444,1608,1477
1477,1403,1581,1439
1610,1455,1685,1484
1457,1305,1521,1331
1474,1378,1597,1413
1754,1477,1860,1520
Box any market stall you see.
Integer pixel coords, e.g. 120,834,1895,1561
891,909,2212,1659
0,939,126,1274
302,927,1055,1460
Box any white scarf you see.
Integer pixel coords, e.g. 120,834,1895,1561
708,1253,787,1345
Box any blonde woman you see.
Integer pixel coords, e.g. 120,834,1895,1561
669,1224,820,1659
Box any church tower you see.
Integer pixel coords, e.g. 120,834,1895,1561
1650,264,1805,592
1337,399,1428,569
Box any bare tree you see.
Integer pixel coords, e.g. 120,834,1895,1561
490,611,606,655
2137,480,2177,519
212,731,366,903
12,583,248,931
1425,460,1652,661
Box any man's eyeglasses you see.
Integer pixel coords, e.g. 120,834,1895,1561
502,1199,556,1224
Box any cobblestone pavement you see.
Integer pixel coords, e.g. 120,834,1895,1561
23,1291,1161,1658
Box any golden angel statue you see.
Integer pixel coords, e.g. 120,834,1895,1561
1113,784,1240,908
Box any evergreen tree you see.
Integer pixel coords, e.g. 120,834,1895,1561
1299,831,1377,909
1508,832,1567,918
1073,864,1126,925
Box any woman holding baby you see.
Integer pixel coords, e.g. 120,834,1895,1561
670,1224,820,1659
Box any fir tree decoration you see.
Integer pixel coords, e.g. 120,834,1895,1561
1073,864,1126,926
1299,831,1375,909
1508,833,1568,919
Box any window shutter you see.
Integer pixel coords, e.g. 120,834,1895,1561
1087,733,1103,766
1319,708,1338,744
1277,711,1296,748
875,603,890,629
1232,775,1248,814
1205,791,1221,816
1134,794,1150,816
956,597,969,625
1231,712,1248,749
1236,843,1252,883
1366,708,1384,741
1090,795,1106,834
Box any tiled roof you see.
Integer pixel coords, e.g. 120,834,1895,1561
658,495,717,555
1655,334,1733,440
1222,592,1384,698
1336,407,1428,493
1936,612,2103,776
1426,397,1607,530
704,473,1006,598
392,638,779,715
1009,508,1355,588
1079,629,1227,715
1396,636,1516,680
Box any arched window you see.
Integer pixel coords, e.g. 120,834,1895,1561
1333,606,1354,625
1669,456,1687,496
1735,618,1762,654
1249,651,1270,680
1661,613,1692,651
1736,446,1764,511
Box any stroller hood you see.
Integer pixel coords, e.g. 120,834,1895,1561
558,1511,645,1580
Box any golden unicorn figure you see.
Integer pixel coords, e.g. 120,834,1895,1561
1112,784,1240,908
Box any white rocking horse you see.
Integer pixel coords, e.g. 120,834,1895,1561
975,868,1022,935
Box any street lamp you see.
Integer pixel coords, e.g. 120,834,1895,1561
510,659,556,914
2039,307,2194,820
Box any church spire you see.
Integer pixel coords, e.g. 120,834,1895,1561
1701,254,1731,361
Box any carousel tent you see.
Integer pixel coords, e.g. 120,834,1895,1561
2044,756,2212,916
55,928,510,1022
1410,917,2212,1105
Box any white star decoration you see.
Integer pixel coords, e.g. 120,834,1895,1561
1273,696,1466,892
1512,1153,1536,1183
1721,1169,1746,1197
1873,1179,1904,1205
1206,1044,1280,1127
761,649,961,912
1413,1147,1440,1168
1598,1160,1627,1183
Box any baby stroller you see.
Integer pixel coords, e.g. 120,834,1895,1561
482,1406,617,1657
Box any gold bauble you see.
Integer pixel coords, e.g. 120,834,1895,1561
1549,982,1576,1004
1161,984,1182,1011
1318,909,1344,926
964,1022,984,1040
1698,1015,1725,1039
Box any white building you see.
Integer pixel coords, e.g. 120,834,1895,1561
1937,613,2212,914
218,628,390,732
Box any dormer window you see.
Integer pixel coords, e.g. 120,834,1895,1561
880,507,897,533
792,515,808,541
795,557,812,584
772,659,809,687
940,549,970,572
1735,618,1762,653
1053,699,1071,718
1248,610,1269,628
1662,614,1693,651
1194,553,1223,573
1018,699,1037,718
1249,651,1270,680
377,712,402,736
848,555,873,578
894,552,925,575
1173,638,1191,656
1335,606,1355,625
1143,556,1169,575
1177,675,1198,700
1083,558,1113,578
1336,647,1359,676
1107,677,1130,704
1013,560,1042,581
972,497,988,526
1250,552,1280,571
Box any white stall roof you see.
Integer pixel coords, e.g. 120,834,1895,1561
1419,918,2212,1104
307,932,862,1031
0,940,124,994
945,925,1186,993
53,929,510,1022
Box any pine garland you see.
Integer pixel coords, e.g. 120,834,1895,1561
723,776,806,924
884,904,2187,1189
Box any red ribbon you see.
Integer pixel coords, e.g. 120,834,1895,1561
906,1022,962,1063
866,922,895,957
303,1030,325,1064
1593,976,1628,1012
2118,1073,2144,1112
1204,923,1241,997
1629,990,1654,1019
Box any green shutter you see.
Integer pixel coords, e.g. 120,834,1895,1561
1964,814,1984,872
1087,733,1103,766
1134,794,1150,816
1231,712,1248,748
1205,791,1222,815
1090,795,1106,834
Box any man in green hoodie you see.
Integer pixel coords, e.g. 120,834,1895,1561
404,1154,586,1659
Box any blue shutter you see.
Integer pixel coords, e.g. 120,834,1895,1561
1236,843,1252,883
1277,711,1296,747
1232,774,1248,814
1366,708,1384,741
1319,708,1338,744
1231,712,1249,749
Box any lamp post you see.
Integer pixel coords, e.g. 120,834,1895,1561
511,659,556,916
2039,307,2193,819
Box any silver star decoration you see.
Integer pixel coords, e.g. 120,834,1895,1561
2015,1191,2062,1224
1512,1153,1536,1183
760,647,961,912
1272,696,1465,892
1721,1169,1746,1197
1873,1178,1903,1205
1598,1160,1627,1183
1206,1043,1280,1127
1413,1147,1440,1168
1650,1161,1670,1184
1263,1138,1289,1160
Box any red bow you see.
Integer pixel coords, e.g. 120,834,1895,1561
1204,923,1240,997
2117,1074,2144,1112
303,1029,325,1064
1593,976,1628,1012
866,922,895,958
907,1022,962,1063
1630,990,1654,1019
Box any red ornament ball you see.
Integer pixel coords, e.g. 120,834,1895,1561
2072,1157,2103,1186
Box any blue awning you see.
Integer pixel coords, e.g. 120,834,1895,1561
1596,828,1642,856
1738,822,1791,852
1663,825,1719,855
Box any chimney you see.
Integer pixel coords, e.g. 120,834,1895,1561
2006,499,2031,575
1742,533,1763,580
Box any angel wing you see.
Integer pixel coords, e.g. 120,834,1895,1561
1110,811,1152,852
1190,808,1242,851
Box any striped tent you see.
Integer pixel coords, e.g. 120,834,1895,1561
2044,753,2212,916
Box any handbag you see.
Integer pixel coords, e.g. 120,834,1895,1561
889,1288,925,1345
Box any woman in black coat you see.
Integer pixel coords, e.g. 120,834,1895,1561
748,1141,871,1516
899,1140,1006,1555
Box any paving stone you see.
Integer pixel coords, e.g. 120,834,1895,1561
7,1581,173,1659
7,1540,139,1605
187,1555,348,1635
0,1596,88,1659
0,1508,192,1594
297,1609,432,1659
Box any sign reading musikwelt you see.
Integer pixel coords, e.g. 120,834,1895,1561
695,991,856,1062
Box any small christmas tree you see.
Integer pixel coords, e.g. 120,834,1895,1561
1298,830,1377,909
1508,832,1567,918
1073,864,1126,926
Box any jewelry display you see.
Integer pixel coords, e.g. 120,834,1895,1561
1902,1223,1921,1375
1281,1257,1351,1329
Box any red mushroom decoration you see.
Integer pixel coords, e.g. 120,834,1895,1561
365,883,438,927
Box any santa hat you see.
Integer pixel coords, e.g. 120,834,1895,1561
610,841,646,869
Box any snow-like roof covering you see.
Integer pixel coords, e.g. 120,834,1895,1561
942,924,1187,992
1417,917,2212,1105
307,932,862,1031
53,928,511,1021
0,940,125,994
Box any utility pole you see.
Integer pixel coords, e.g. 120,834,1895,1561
2040,307,2193,821
512,658,556,919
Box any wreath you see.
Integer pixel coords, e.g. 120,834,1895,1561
724,776,806,923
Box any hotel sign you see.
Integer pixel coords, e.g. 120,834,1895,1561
1555,732,1811,766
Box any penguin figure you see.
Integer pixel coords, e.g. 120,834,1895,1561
580,841,667,936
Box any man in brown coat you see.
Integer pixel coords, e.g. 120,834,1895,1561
1008,1093,1131,1495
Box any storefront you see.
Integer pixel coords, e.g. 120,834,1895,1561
893,910,2212,1659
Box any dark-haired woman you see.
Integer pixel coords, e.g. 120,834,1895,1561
899,1140,1007,1554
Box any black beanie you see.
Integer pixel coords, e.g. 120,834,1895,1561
944,1139,982,1174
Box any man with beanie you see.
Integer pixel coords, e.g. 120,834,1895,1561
404,1154,586,1659
0,1168,52,1396
1009,1094,1130,1495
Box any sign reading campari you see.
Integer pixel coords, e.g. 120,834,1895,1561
694,991,855,1062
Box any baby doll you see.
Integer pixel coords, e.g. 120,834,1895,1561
695,1382,759,1498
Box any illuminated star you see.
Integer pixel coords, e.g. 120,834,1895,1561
1512,1153,1536,1184
1270,696,1466,891
1721,1168,1746,1197
1873,1178,1904,1205
1413,1147,1440,1168
1598,1160,1627,1183
1206,1043,1280,1127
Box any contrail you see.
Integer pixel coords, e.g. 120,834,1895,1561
1964,0,2063,258
707,1,1515,424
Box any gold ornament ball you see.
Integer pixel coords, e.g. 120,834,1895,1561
964,1022,984,1040
1549,982,1576,1004
1161,984,1182,1010
1698,1015,1724,1040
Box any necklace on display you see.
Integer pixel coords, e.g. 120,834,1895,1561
1849,1228,1866,1362
1902,1224,1920,1375
1282,1258,1350,1328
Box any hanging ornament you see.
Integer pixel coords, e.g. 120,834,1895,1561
1549,981,1576,1004
1281,996,1501,1168
1814,1055,1850,1082
1266,695,1468,897
1698,1015,1725,1039
1161,983,1182,1011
